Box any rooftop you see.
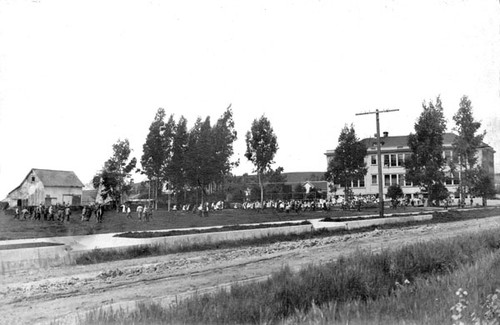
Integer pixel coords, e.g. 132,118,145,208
31,169,84,188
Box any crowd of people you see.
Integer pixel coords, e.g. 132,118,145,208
13,203,74,222
10,194,476,223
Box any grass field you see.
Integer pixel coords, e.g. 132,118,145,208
0,205,434,240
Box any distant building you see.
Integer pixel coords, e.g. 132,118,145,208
2,169,84,207
281,172,328,193
325,132,495,200
81,189,98,206
237,171,328,201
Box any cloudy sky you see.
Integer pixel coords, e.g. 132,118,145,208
0,0,499,198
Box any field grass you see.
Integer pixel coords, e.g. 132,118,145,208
0,205,428,240
80,225,500,325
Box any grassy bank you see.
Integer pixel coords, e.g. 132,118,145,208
114,221,311,238
74,208,499,265
80,218,500,324
0,207,366,240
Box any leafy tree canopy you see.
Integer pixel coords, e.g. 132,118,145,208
141,108,175,184
166,116,189,191
405,96,447,205
386,184,404,201
451,95,486,197
245,115,279,205
452,95,485,170
245,115,278,174
470,168,496,202
94,138,137,203
325,124,367,198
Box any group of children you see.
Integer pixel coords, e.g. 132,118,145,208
14,203,72,222
81,204,104,223
120,204,153,221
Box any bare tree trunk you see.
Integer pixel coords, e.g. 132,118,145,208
258,172,264,211
427,184,432,207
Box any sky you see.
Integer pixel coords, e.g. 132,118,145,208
0,0,499,199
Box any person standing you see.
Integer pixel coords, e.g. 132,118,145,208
65,205,71,222
126,205,132,219
42,205,48,221
48,205,54,221
22,207,29,219
136,205,143,220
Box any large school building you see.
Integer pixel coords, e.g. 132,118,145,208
324,132,495,200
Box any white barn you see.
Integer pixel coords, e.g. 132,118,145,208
3,169,84,208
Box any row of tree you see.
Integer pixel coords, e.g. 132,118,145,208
93,106,281,212
326,95,496,206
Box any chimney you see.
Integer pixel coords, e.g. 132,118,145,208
383,131,388,137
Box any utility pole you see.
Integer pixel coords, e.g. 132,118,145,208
356,109,399,218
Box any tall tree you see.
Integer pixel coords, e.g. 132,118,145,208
212,105,238,185
325,124,367,203
405,96,447,206
93,139,137,207
141,108,175,208
245,115,279,207
185,117,217,215
166,116,189,203
452,95,485,199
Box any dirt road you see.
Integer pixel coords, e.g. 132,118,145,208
1,215,500,325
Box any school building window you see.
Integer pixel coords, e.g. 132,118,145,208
390,154,397,167
372,174,377,185
352,178,366,188
384,174,405,187
443,150,453,163
371,155,377,165
397,153,404,166
384,155,390,166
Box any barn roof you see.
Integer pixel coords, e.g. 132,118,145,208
5,169,84,198
32,169,84,187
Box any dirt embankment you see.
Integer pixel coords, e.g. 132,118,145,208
1,215,500,325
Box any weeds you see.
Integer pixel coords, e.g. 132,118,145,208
80,228,500,325
73,209,500,266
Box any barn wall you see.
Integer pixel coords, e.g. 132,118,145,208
45,187,83,206
6,184,82,207
6,178,45,206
